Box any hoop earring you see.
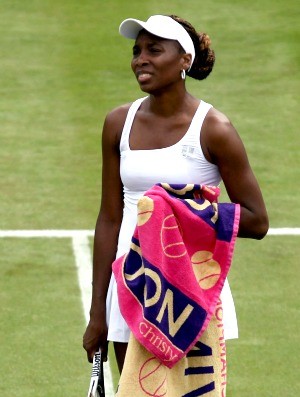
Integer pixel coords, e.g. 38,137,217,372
181,69,186,80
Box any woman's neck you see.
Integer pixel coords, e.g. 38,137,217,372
144,89,197,117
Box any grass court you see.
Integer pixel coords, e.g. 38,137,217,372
0,1,299,396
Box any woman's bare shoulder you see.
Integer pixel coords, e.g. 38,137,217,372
201,106,248,166
104,102,132,128
101,102,133,146
204,107,235,136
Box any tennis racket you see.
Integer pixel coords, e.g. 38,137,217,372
87,350,105,397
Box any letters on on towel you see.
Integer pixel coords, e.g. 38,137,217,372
115,299,227,397
112,183,240,368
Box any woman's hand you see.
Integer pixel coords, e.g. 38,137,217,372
83,312,108,363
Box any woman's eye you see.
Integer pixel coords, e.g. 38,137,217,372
132,46,140,56
132,45,162,57
150,47,161,53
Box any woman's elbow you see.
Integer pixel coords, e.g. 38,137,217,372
239,208,269,239
254,214,269,239
250,211,269,239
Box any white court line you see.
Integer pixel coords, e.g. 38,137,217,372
0,229,95,238
266,228,300,235
71,234,94,324
71,234,115,397
0,227,299,238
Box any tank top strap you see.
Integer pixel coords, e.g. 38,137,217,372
185,100,213,142
120,97,148,152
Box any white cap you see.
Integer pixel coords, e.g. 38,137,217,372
119,15,195,67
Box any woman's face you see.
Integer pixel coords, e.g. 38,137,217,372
131,30,185,93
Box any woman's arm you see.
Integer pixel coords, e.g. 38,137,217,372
202,108,269,239
83,105,129,362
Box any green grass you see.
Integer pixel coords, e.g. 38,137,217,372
227,237,300,396
0,0,299,396
0,238,89,396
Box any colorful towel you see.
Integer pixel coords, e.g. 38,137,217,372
112,183,240,368
115,298,227,397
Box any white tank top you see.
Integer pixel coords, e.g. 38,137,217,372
116,96,238,340
118,96,221,256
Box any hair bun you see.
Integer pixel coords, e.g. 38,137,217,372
198,32,212,51
169,15,215,81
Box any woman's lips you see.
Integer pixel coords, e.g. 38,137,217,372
137,72,152,83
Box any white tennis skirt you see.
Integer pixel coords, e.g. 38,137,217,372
106,274,131,342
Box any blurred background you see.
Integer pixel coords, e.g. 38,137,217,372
0,1,299,396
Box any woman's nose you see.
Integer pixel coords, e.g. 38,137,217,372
135,51,149,66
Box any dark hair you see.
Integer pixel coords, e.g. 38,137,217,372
169,15,215,80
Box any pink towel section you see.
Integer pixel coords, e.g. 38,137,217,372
112,183,240,368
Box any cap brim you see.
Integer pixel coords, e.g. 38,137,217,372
119,15,196,67
119,18,146,39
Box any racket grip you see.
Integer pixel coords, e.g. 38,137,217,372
87,351,105,397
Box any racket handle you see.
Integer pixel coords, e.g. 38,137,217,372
97,351,105,397
87,351,105,397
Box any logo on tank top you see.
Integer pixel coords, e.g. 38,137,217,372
182,145,196,158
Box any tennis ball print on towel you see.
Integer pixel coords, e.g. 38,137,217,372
137,191,221,290
138,195,187,258
139,357,167,397
137,196,154,226
191,251,221,290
